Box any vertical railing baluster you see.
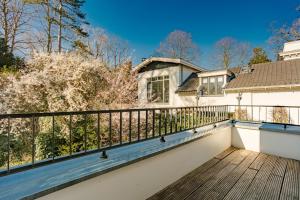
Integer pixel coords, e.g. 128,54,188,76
170,109,173,134
120,111,122,144
175,109,178,132
180,108,182,131
129,111,132,143
289,107,291,124
109,112,112,146
52,115,55,160
159,109,162,136
138,111,140,141
164,109,167,135
32,116,35,165
97,113,100,149
152,109,155,137
7,117,10,172
84,114,87,152
145,110,148,139
69,115,72,155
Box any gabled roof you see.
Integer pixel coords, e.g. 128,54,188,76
133,57,207,73
225,59,300,91
176,73,199,93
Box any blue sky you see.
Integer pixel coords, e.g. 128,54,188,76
83,0,299,67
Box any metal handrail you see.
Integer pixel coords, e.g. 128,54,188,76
0,106,228,176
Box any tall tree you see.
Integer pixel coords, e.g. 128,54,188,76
269,6,300,59
248,47,271,65
53,0,89,52
25,0,55,53
156,30,200,62
0,0,31,54
213,37,250,69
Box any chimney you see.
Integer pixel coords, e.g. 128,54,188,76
279,40,300,61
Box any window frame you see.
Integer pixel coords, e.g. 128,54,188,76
147,75,169,103
201,75,224,96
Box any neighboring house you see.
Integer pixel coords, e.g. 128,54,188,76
135,41,300,107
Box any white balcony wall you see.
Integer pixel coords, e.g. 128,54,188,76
38,127,231,200
232,125,300,160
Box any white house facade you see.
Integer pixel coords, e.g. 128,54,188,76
135,41,300,108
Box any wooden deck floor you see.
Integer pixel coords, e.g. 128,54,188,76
148,147,300,200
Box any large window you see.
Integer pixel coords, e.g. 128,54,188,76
147,76,169,103
201,76,224,95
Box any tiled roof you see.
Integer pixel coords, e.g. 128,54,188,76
225,59,300,90
176,73,199,93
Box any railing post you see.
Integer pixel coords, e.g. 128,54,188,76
32,116,36,165
138,110,140,141
129,111,132,143
120,111,123,144
52,115,55,160
84,114,87,152
97,113,100,149
145,110,148,139
152,109,155,138
7,117,10,172
69,115,72,155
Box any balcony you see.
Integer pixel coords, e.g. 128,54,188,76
0,106,299,200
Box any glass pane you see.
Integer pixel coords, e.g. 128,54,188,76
209,77,216,95
151,80,164,103
164,79,169,103
216,76,224,95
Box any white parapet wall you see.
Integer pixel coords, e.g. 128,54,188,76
38,126,231,200
232,122,300,161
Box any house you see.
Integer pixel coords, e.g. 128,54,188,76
135,41,300,107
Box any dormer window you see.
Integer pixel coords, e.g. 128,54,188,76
201,76,224,96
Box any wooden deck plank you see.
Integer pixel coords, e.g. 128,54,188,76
185,150,250,200
223,169,257,200
147,158,221,200
272,157,288,177
241,155,278,200
259,174,284,200
215,147,237,160
249,153,268,170
207,152,259,200
279,159,299,200
149,148,300,200
163,151,240,200
148,149,240,200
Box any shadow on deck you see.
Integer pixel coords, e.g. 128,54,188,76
148,147,300,200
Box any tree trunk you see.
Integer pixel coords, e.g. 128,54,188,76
46,0,52,53
57,0,62,52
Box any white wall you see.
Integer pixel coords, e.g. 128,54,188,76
198,90,300,107
38,127,231,200
232,126,300,160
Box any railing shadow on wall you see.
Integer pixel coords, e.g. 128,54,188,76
0,106,229,176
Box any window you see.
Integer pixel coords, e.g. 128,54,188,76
147,76,169,103
201,76,224,95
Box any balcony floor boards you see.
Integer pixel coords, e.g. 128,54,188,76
148,147,300,200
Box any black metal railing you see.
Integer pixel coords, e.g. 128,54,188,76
0,106,228,175
227,105,300,126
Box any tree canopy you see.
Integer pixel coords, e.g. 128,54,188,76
248,47,271,65
156,30,200,62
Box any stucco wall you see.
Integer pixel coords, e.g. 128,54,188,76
38,127,231,200
198,91,300,106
